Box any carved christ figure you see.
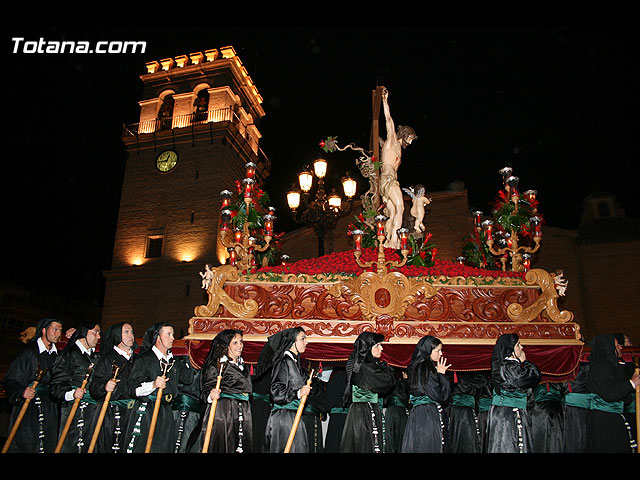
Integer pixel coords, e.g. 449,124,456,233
379,87,418,248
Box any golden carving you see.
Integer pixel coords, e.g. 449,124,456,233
194,265,259,318
506,268,574,323
328,270,439,324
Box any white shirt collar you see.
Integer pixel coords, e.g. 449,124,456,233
221,354,244,370
37,337,58,354
152,345,173,362
114,344,133,360
75,339,94,355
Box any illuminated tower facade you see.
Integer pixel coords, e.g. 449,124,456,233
102,47,269,335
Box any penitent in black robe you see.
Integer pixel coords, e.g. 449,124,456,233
3,340,59,453
447,372,487,453
87,346,135,453
384,374,410,453
200,359,253,453
485,357,541,453
49,342,101,453
323,367,348,453
263,351,309,453
530,381,564,453
561,362,590,453
586,335,636,453
340,361,396,453
123,350,194,453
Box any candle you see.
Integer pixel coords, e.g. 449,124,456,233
220,189,233,208
522,253,531,271
456,256,465,265
242,178,255,198
220,209,232,231
263,214,275,236
351,229,363,251
499,167,513,184
397,228,409,250
531,216,542,237
245,161,256,179
234,229,242,243
228,248,237,266
472,210,483,227
375,215,387,236
281,254,290,265
506,176,519,196
482,219,494,242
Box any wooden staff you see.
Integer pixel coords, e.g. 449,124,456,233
54,362,94,453
144,359,173,453
283,369,314,454
201,361,226,453
87,363,120,453
1,367,46,454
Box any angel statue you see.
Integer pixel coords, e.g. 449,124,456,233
199,263,214,290
552,270,569,296
402,184,432,233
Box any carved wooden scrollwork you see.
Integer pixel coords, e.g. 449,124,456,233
506,268,574,323
328,270,439,323
193,265,259,318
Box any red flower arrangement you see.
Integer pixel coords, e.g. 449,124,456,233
257,248,526,281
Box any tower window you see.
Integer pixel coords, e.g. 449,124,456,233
146,235,164,258
597,201,611,218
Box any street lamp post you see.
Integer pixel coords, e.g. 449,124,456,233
286,157,357,257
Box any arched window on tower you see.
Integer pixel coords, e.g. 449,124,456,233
157,94,174,130
193,89,210,123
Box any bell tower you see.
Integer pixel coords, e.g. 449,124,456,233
102,46,269,335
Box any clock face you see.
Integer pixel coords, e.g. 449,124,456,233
156,149,178,173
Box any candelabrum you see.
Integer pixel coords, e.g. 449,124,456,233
351,215,410,275
472,166,542,273
287,156,357,257
218,161,275,272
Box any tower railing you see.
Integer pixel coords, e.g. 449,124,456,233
122,107,236,136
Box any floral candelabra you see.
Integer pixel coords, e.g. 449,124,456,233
351,215,410,275
218,161,275,272
472,167,542,273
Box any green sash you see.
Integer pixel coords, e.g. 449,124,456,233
534,385,563,403
272,399,300,411
590,394,624,414
330,407,349,415
478,397,492,412
172,393,200,412
221,392,250,402
451,393,476,408
385,395,410,409
491,390,527,410
563,392,592,409
410,394,437,407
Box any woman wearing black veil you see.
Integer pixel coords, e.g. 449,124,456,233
400,335,451,453
586,334,639,453
485,333,541,453
200,328,252,453
122,322,194,453
259,326,311,453
88,322,136,453
340,331,395,453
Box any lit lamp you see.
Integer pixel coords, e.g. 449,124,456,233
220,209,232,231
342,172,357,199
506,175,520,198
397,227,409,252
313,157,328,178
286,185,301,211
242,178,255,198
351,229,364,251
220,190,233,208
499,166,513,185
522,253,531,272
280,254,290,265
327,190,342,211
245,161,256,179
227,247,237,266
234,229,243,243
375,215,387,236
456,256,465,265
263,213,275,237
298,168,313,193
482,219,494,242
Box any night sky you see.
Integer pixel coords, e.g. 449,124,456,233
2,23,638,311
